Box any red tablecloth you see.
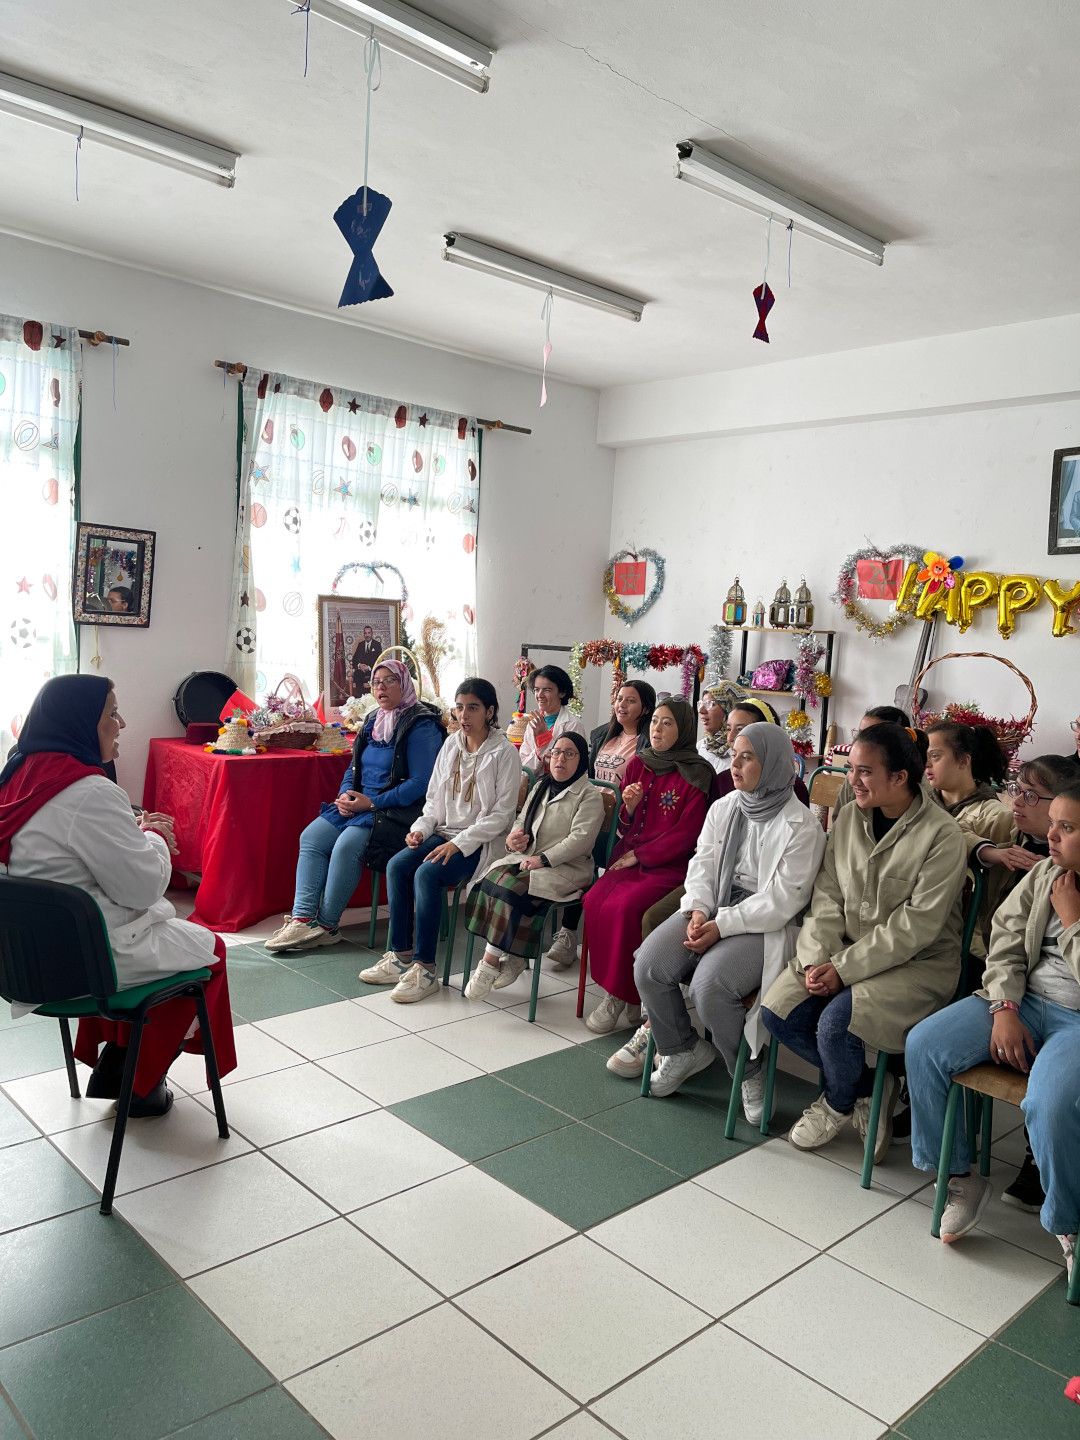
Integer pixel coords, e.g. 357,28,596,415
143,738,372,931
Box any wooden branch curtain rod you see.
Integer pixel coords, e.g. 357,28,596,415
212,359,532,435
80,330,129,347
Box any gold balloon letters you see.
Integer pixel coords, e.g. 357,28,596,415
1044,578,1080,638
898,564,1080,639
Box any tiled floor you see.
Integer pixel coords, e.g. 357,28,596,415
1,897,1077,1439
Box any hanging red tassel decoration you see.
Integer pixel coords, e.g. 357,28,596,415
752,283,775,343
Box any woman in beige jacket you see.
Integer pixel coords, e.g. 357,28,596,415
762,723,967,1158
463,732,604,1000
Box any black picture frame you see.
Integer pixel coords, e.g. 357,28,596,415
1049,447,1080,556
72,522,156,626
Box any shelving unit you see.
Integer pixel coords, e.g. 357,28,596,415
718,624,838,759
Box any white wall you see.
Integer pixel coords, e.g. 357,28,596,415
0,232,614,796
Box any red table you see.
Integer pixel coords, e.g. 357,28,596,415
144,738,372,932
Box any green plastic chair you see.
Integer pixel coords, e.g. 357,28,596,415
572,780,624,1020
0,874,229,1215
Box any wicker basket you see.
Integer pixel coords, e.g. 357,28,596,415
252,674,322,752
372,645,425,698
911,651,1038,762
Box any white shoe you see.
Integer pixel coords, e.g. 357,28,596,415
464,960,501,1001
544,927,578,970
852,1073,898,1163
492,955,527,990
1058,1233,1076,1281
391,962,440,1004
788,1095,849,1151
606,1023,654,1077
650,1037,718,1098
585,994,642,1035
741,1065,773,1127
265,917,320,952
939,1174,992,1243
359,951,411,985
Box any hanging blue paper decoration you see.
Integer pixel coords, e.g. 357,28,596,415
334,188,394,306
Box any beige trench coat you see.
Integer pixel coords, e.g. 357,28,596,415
763,788,967,1052
478,773,604,905
979,858,1080,1002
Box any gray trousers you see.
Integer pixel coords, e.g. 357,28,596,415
634,910,766,1076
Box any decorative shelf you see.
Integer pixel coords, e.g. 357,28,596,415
718,624,837,636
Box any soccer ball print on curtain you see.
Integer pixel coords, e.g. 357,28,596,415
229,370,479,705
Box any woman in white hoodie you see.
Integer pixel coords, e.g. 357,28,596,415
360,678,521,1003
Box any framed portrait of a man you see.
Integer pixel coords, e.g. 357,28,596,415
1049,447,1080,555
317,594,401,709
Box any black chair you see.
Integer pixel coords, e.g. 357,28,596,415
0,875,229,1215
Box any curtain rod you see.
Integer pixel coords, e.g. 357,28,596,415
80,330,129,347
212,359,531,435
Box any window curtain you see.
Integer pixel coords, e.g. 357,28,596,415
0,314,81,758
227,370,480,706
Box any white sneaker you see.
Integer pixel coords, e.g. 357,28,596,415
852,1073,898,1163
939,1174,992,1243
544,927,578,970
585,995,642,1035
391,962,440,1004
606,1023,654,1077
741,1065,773,1127
650,1037,718,1098
359,951,411,984
1058,1233,1076,1281
788,1095,849,1151
265,917,320,952
464,960,501,1001
492,955,527,990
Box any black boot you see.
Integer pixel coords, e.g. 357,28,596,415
1002,1141,1044,1213
85,1042,126,1099
127,1081,174,1119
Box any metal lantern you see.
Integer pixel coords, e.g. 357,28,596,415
768,578,791,628
789,576,815,628
752,598,766,628
722,575,747,626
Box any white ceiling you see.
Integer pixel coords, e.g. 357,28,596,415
1,0,1078,389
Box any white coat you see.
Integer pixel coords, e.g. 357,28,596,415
680,791,827,1055
518,707,587,772
4,775,216,1002
410,729,522,894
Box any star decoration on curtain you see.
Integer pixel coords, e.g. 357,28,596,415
418,414,428,427
252,464,269,483
336,480,351,498
15,577,31,593
347,399,360,414
240,591,250,608
291,556,301,573
53,335,66,348
403,493,420,508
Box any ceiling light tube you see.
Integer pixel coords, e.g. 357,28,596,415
0,71,238,186
674,140,885,266
442,234,645,322
304,0,492,93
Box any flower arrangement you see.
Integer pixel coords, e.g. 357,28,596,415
339,694,378,731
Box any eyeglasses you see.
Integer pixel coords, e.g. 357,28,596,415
1005,781,1053,805
1071,720,1080,733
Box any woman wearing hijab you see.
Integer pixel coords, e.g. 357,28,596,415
582,698,713,1034
0,675,237,1116
632,724,826,1109
463,731,604,1000
266,659,443,952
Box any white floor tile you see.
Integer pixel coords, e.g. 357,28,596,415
542,1417,617,1440
423,1009,573,1071
286,1303,574,1440
269,1108,464,1211
883,1181,1065,1299
189,1218,439,1378
253,999,407,1059
815,1124,931,1195
351,983,488,1033
318,1032,483,1105
594,1322,885,1440
694,1139,905,1249
168,1022,306,1093
51,1096,252,1195
351,1166,573,1294
115,1151,334,1276
506,985,606,1043
457,1235,708,1402
588,1180,816,1317
194,1063,376,1148
726,1254,982,1424
2,1069,132,1136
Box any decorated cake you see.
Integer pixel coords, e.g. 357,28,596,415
207,714,257,755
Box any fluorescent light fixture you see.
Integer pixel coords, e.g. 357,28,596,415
442,234,645,322
304,0,492,93
674,141,885,266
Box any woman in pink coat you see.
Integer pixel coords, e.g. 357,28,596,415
583,697,713,1033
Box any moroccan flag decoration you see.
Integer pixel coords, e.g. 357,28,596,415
614,560,647,597
856,556,904,600
752,283,775,343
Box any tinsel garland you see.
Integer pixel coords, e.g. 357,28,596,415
814,673,833,698
680,645,706,700
603,547,666,626
570,639,705,701
706,625,734,687
792,632,826,710
567,643,586,714
331,560,409,607
831,543,924,640
621,641,650,671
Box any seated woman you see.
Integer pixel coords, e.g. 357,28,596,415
905,783,1080,1283
359,678,521,1003
696,689,730,774
518,665,587,774
761,723,967,1157
633,724,826,1111
0,675,236,1116
544,680,657,971
462,733,603,999
266,660,443,952
583,697,713,1034
830,704,918,822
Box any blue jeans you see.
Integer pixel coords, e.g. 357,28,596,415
386,835,479,967
906,993,1080,1236
762,988,874,1114
292,817,371,930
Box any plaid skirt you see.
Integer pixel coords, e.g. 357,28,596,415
466,864,551,958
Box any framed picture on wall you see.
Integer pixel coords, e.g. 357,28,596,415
72,522,156,626
317,594,401,709
1049,447,1080,555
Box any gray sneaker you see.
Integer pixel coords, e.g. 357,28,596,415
265,917,319,952
939,1174,992,1243
544,927,579,970
649,1036,718,1098
852,1072,898,1163
606,1023,654,1077
491,955,527,990
741,1065,774,1127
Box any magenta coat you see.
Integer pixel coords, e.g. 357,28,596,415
583,755,709,1006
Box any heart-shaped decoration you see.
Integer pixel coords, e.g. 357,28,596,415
832,543,926,640
603,547,666,627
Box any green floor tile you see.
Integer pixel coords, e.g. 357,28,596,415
0,1287,273,1440
222,954,343,1022
0,1395,25,1440
0,1019,65,1081
587,1093,749,1176
390,1075,572,1160
577,1031,631,1061
0,1137,97,1233
276,951,392,999
997,1276,1080,1379
0,1091,36,1149
164,1387,328,1439
476,1121,679,1229
495,1044,640,1119
901,1340,1079,1439
0,1207,173,1348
